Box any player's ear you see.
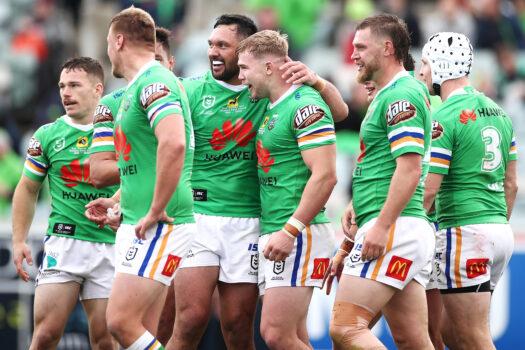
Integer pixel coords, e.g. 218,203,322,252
384,40,395,57
95,82,104,97
265,61,273,75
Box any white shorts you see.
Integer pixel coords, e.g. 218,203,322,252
257,223,336,293
36,235,115,300
343,217,435,290
435,224,514,291
179,214,260,283
115,222,195,286
426,221,440,290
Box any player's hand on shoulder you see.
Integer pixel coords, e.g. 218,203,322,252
279,56,317,86
263,230,295,261
12,242,33,282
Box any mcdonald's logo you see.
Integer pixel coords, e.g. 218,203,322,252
386,256,413,282
161,254,181,277
311,258,330,279
466,258,489,279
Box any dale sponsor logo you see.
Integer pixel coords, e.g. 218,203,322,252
209,119,256,151
256,140,274,173
386,100,416,126
161,254,181,277
27,137,42,156
94,104,113,123
432,120,444,140
466,258,489,279
386,256,413,281
60,159,90,187
115,126,131,161
294,105,325,129
140,83,170,108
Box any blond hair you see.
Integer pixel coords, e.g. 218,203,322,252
110,7,155,47
237,30,288,58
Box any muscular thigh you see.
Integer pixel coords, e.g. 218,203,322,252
34,282,80,330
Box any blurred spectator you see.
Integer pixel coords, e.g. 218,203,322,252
473,0,525,49
381,0,423,46
495,44,525,97
422,0,475,42
0,129,22,216
244,0,327,58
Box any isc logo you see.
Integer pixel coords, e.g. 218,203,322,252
248,243,258,252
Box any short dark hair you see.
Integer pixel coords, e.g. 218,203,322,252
214,14,258,40
155,26,171,53
110,6,155,48
356,14,411,63
61,57,104,83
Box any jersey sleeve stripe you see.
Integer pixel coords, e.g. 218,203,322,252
298,134,336,147
430,151,451,161
430,158,450,168
389,137,424,152
24,159,46,176
387,126,424,139
148,102,182,125
93,131,113,138
431,147,452,156
388,131,424,143
92,136,114,144
297,131,335,142
297,126,334,139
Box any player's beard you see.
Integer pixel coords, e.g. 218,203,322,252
210,60,239,82
357,57,380,84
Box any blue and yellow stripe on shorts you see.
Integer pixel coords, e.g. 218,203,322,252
445,227,462,289
290,226,313,286
137,222,175,278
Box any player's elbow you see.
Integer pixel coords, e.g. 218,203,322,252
504,178,518,196
333,104,350,122
163,138,185,157
318,169,337,189
90,175,108,189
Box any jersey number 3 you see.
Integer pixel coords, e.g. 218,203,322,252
481,126,502,172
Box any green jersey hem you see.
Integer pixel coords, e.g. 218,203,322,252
438,215,508,230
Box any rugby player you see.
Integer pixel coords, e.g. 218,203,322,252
103,7,194,350
86,27,178,345
237,29,337,349
421,32,517,350
329,15,434,349
171,14,347,350
12,57,118,350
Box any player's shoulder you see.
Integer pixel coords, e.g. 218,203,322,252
290,85,329,109
32,116,68,146
381,75,427,102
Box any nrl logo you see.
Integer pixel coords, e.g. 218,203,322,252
202,95,215,109
53,138,65,152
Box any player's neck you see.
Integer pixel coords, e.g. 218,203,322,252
375,61,404,91
268,77,293,103
68,113,92,125
122,51,156,82
440,77,470,102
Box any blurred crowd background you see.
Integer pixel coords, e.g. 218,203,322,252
1,1,525,348
1,0,525,219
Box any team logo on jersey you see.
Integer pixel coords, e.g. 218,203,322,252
431,121,444,140
459,109,477,125
76,136,89,148
115,126,132,161
209,118,256,151
466,258,489,279
273,261,285,275
256,140,274,173
202,95,215,109
93,104,113,123
386,255,412,281
53,138,65,152
386,100,416,126
227,95,239,109
311,258,329,279
294,105,325,129
27,137,42,156
161,254,181,277
140,83,170,109
60,159,90,188
268,115,279,130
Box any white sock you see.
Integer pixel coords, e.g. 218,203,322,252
125,330,163,350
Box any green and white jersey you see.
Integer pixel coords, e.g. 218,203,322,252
352,71,432,227
89,87,125,154
182,71,267,217
429,86,516,229
256,85,335,235
115,61,194,225
23,116,118,243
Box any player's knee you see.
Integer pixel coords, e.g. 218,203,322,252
90,335,116,350
106,312,128,340
260,324,292,350
329,301,376,348
32,326,62,348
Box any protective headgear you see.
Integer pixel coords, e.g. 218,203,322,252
422,32,473,90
